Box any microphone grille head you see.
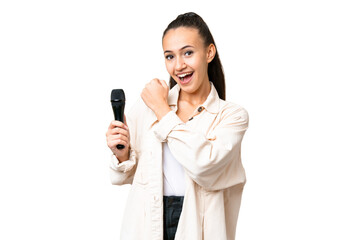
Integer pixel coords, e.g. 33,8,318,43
111,89,125,102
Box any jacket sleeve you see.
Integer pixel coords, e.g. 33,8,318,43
153,105,249,191
109,98,141,186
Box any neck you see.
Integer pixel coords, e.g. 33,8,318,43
179,80,211,107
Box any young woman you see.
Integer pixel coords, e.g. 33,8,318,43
106,12,249,240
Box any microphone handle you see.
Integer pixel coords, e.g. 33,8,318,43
112,103,125,150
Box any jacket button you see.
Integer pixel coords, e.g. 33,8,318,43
197,106,203,112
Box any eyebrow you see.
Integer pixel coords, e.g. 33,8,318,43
164,45,194,54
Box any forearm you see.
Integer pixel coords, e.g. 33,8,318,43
154,104,172,121
153,107,249,190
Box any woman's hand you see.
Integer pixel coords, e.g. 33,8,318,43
106,115,130,163
141,78,171,120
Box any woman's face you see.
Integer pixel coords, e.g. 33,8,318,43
162,27,215,94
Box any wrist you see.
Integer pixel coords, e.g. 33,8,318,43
115,149,130,163
155,105,171,121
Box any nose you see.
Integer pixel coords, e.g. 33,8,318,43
175,57,186,71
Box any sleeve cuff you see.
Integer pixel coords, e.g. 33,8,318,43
109,149,137,173
153,110,184,142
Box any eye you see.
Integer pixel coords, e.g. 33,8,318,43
185,51,193,56
165,55,174,60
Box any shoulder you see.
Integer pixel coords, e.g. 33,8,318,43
218,99,249,123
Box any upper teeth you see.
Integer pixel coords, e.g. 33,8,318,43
178,73,192,78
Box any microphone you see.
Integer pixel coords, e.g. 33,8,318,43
111,89,126,150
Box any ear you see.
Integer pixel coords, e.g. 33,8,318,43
206,43,216,63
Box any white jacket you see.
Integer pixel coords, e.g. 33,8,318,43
110,81,249,240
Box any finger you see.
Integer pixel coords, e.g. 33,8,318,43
109,120,128,130
110,127,129,137
108,134,129,143
152,78,163,88
124,114,128,126
107,133,129,143
159,79,168,89
108,139,129,149
108,129,129,139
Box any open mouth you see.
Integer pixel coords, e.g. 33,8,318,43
177,72,194,83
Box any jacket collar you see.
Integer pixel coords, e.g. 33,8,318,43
168,81,220,114
148,81,221,128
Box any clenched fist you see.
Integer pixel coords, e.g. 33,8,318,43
141,78,171,121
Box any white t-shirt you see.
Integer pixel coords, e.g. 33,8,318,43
162,142,185,196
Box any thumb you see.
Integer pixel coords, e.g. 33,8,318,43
159,79,168,90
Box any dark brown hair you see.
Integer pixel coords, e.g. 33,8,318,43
162,12,226,100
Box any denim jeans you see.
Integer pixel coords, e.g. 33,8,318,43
163,195,184,240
